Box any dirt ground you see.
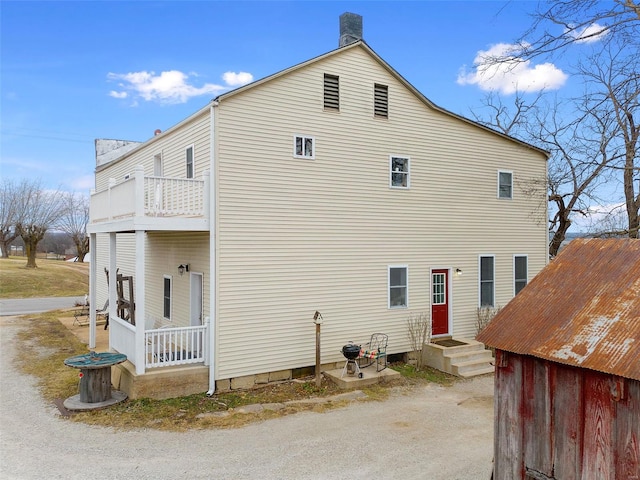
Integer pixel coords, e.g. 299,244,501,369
0,315,495,479
58,310,110,351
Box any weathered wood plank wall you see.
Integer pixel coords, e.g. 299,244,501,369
492,351,640,480
616,379,640,479
552,365,583,480
494,350,524,479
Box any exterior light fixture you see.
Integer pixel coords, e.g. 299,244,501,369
455,268,463,276
178,264,190,276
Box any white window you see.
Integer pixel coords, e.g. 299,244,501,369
514,255,528,295
390,156,410,188
153,153,163,177
186,146,194,179
388,265,408,309
479,255,495,307
294,135,315,159
163,275,172,320
432,272,446,305
498,170,513,199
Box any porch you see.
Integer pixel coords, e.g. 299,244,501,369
88,165,210,233
109,315,209,370
59,311,211,400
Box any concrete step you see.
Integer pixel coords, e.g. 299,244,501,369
423,338,495,378
432,339,486,355
444,349,493,364
451,358,495,377
323,366,402,390
457,365,495,378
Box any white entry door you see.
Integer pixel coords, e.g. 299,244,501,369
190,272,203,326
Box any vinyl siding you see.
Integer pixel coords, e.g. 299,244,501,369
94,232,210,329
214,45,548,379
145,232,210,327
95,110,211,191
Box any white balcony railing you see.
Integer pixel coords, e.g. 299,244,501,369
144,176,204,217
90,177,136,222
145,325,207,368
90,165,209,225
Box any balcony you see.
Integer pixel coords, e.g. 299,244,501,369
89,166,210,233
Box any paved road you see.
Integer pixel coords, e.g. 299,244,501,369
0,316,495,480
0,296,84,316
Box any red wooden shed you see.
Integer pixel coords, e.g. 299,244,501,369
477,238,640,480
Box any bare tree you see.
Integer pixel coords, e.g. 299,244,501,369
512,1,640,61
15,183,66,268
58,192,90,262
407,312,431,370
472,91,619,256
484,2,640,242
574,43,640,237
0,179,24,258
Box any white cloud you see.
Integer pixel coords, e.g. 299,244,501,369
566,202,626,232
109,90,128,99
566,23,608,44
107,70,227,104
457,43,568,94
222,71,253,87
69,174,95,192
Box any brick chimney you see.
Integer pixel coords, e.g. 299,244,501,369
339,12,363,47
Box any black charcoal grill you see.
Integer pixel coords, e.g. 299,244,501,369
341,342,363,378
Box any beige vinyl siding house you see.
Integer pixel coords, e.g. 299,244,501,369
213,45,547,379
88,20,548,398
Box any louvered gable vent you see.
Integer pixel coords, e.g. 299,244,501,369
324,74,340,111
374,83,388,118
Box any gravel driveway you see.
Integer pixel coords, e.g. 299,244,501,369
0,316,494,480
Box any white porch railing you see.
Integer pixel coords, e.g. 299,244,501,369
144,176,205,217
110,316,136,361
91,178,136,222
90,166,208,224
145,325,207,368
110,316,207,370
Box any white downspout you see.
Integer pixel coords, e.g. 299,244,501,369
207,100,219,396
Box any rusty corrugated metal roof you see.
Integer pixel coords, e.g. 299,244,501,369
477,238,640,381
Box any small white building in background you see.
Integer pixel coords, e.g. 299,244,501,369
87,13,549,399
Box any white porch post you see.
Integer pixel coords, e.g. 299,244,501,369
134,165,145,217
134,230,146,375
108,233,117,349
88,233,97,349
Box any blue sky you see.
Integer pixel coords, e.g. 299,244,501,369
2,0,583,195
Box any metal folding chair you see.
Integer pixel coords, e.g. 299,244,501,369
359,333,388,372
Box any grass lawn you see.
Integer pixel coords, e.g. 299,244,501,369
0,257,89,298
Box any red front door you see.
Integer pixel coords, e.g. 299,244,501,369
431,269,449,336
